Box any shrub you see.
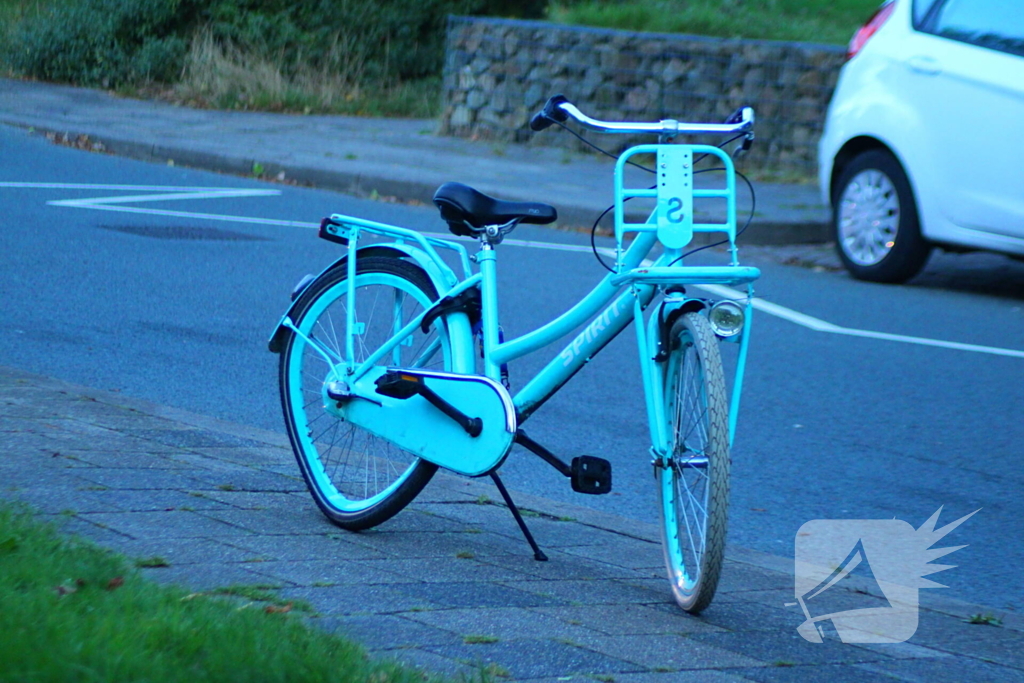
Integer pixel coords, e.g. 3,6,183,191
4,0,519,89
5,0,198,87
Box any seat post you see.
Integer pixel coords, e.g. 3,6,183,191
476,242,503,382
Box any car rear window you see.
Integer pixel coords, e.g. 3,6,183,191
923,0,1024,57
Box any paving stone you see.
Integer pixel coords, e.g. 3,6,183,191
353,556,537,584
72,468,206,491
415,501,517,525
2,367,1021,683
404,606,598,641
140,562,273,591
185,445,293,466
79,510,252,539
371,647,478,679
560,536,666,568
726,588,890,615
197,506,333,535
533,604,723,636
479,550,642,581
321,614,462,649
393,581,569,609
374,509,469,533
91,488,234,513
508,516,622,548
245,559,406,587
197,489,311,510
715,565,792,594
422,638,639,678
732,663,904,682
279,584,442,615
344,530,522,559
104,537,255,565
562,672,758,683
575,633,764,670
689,631,893,667
125,428,268,449
42,513,135,545
500,578,674,606
909,620,1024,670
855,656,1024,682
181,468,304,493
11,485,129,514
223,533,392,562
695,597,807,633
56,450,197,469
849,641,953,661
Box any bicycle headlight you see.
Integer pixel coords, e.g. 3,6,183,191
709,301,745,338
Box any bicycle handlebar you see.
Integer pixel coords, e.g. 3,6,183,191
529,94,755,137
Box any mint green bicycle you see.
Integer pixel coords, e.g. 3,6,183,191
270,96,759,613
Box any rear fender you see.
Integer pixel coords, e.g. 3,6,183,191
268,243,461,354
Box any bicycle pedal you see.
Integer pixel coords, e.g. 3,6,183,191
571,456,612,495
374,371,421,400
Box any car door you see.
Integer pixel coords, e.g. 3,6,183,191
904,0,1024,240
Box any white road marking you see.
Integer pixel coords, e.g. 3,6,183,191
698,283,1024,359
50,189,280,206
0,182,279,192
10,182,1023,359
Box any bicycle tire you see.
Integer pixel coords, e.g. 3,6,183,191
658,311,730,613
279,256,452,530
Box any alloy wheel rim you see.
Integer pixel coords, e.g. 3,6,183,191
838,169,900,266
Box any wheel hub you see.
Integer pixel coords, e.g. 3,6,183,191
838,169,900,266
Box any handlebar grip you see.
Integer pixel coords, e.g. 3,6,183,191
725,106,753,126
529,94,571,132
529,111,554,132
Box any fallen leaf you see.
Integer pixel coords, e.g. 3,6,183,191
264,602,293,614
54,583,77,597
106,576,125,591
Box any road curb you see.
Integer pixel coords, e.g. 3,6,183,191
5,120,831,245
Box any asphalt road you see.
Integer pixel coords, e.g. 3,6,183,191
2,123,1022,611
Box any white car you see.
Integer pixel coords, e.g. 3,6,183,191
818,0,1024,282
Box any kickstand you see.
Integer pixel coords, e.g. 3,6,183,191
490,473,547,561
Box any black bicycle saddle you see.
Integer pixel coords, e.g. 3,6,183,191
433,182,557,236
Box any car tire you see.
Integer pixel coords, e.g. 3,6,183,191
832,149,931,283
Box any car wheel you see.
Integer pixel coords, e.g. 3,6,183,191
832,149,931,283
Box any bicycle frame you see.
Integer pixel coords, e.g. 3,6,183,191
314,144,759,465
273,99,761,611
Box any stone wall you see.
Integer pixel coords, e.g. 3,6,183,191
440,16,846,176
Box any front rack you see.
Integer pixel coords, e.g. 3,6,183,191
613,144,741,272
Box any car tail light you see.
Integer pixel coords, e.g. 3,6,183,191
847,1,896,61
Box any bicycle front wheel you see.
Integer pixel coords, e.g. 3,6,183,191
279,256,453,530
658,311,730,614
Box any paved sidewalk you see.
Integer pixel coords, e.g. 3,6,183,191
2,364,1021,682
0,77,828,243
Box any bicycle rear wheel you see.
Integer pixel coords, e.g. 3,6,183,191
658,311,730,613
279,256,451,530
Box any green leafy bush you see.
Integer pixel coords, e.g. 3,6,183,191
5,0,197,86
4,0,527,89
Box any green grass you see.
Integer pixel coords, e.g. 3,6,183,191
0,502,448,682
966,613,1003,626
548,0,882,45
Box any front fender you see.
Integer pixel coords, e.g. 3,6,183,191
268,243,460,354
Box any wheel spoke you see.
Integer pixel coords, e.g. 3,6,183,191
659,313,729,613
281,259,448,524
